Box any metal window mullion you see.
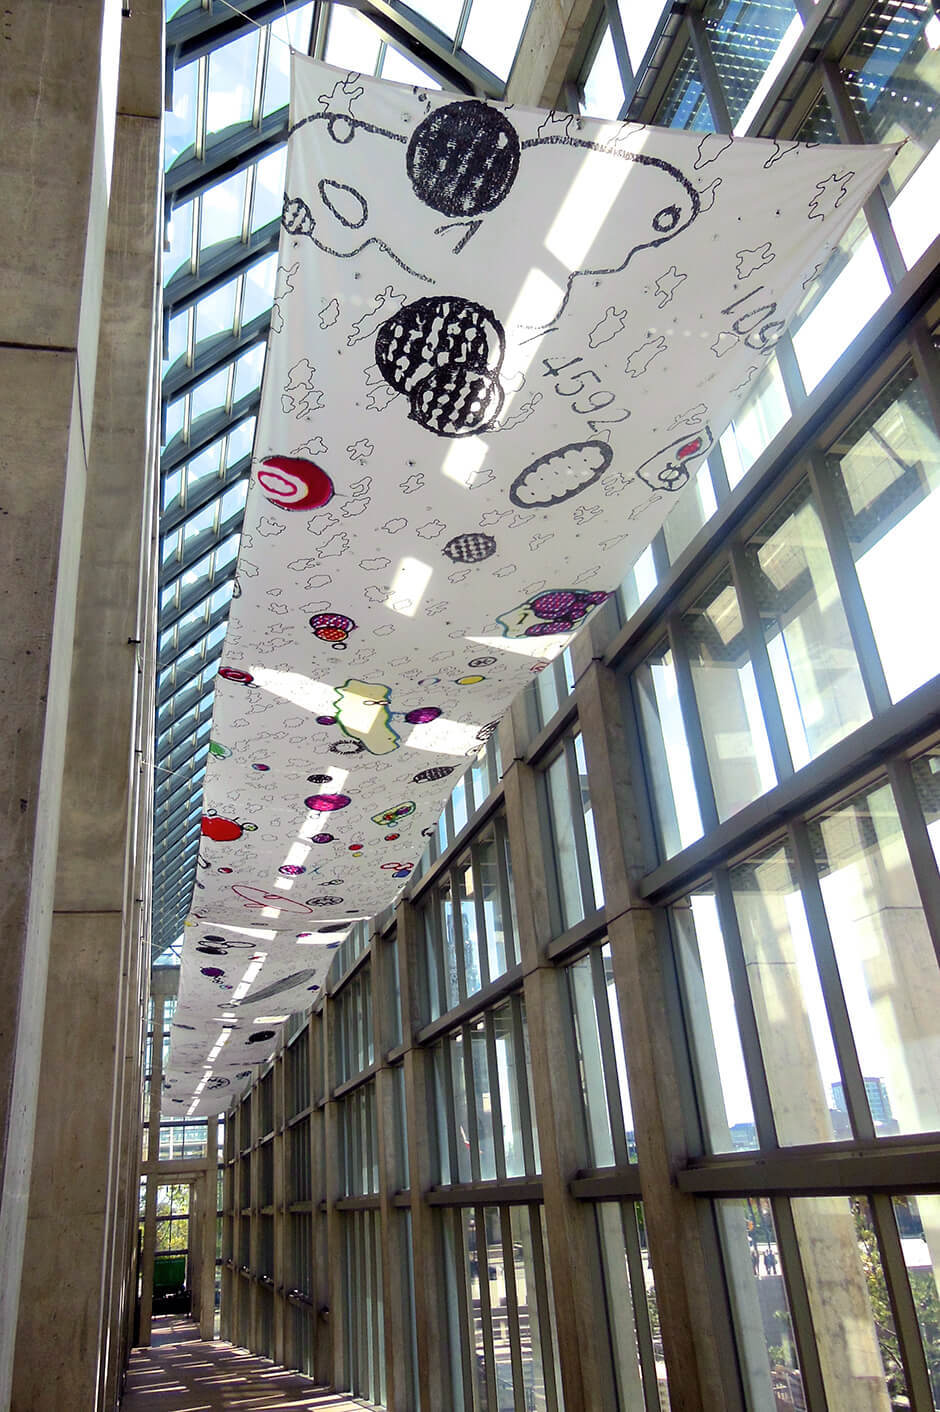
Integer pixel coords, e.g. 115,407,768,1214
462,1024,482,1184
788,819,876,1141
712,866,779,1149
769,1196,829,1412
775,330,807,406
666,613,721,832
650,528,669,584
564,734,599,917
622,1203,661,1412
453,0,473,52
687,11,733,135
868,1192,935,1410
588,945,631,1166
194,55,208,162
242,162,257,244
885,755,940,969
728,543,795,785
474,1206,500,1411
805,451,892,717
510,994,536,1176
498,1204,527,1412
527,1206,560,1412
440,1038,462,1197
603,0,634,95
484,1010,506,1181
470,843,492,991
819,60,906,290
251,25,268,127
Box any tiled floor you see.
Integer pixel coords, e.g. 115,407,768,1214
120,1318,364,1411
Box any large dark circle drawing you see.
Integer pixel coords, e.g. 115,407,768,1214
509,440,614,508
407,101,520,217
374,295,505,438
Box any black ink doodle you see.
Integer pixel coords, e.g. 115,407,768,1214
407,101,521,216
634,428,713,493
509,441,613,508
282,193,432,283
318,178,368,228
374,295,505,437
443,532,497,564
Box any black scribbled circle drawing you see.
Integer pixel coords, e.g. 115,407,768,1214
509,441,614,508
443,531,497,564
634,427,713,493
374,296,505,437
407,100,520,217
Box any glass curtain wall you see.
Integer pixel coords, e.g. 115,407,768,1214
215,1,940,1408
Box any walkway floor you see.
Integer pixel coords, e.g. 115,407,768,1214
121,1317,365,1411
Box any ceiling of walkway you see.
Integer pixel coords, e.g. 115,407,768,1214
153,0,554,960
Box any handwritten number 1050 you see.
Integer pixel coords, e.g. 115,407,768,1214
542,357,627,430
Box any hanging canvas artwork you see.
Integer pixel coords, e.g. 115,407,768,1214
164,53,896,1116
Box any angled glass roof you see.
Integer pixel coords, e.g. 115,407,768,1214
152,0,537,958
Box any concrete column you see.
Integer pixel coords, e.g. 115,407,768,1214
371,930,410,1411
139,990,167,1347
200,1117,218,1339
396,898,452,1412
0,3,113,1399
573,657,743,1411
505,0,596,108
1,0,161,1404
497,697,620,1412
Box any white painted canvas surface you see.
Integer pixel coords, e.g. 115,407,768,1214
164,54,895,1116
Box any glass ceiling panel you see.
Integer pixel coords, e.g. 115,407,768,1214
206,30,261,144
461,0,532,80
154,0,536,958
166,59,199,166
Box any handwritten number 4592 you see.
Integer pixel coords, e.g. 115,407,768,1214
542,357,630,433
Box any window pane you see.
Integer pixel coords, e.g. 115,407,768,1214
634,642,703,858
912,746,940,871
792,1195,909,1409
729,842,843,1144
842,0,940,269
662,460,717,562
683,568,777,820
456,859,482,997
475,827,510,980
568,953,616,1166
716,1198,803,1410
165,59,198,167
470,1021,497,1181
672,889,757,1152
573,734,604,908
658,44,713,130
461,0,532,81
581,27,624,120
745,479,871,766
617,0,668,71
703,0,802,133
206,30,259,143
324,5,383,73
720,357,790,487
509,1205,555,1411
893,1194,940,1406
790,94,888,392
809,779,940,1135
493,1002,529,1178
826,364,940,702
545,749,584,930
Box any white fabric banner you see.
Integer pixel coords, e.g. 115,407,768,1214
164,54,895,1115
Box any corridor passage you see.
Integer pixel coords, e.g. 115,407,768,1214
121,1318,364,1411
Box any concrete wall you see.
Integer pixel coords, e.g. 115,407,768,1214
0,1,162,1406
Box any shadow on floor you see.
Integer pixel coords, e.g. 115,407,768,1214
121,1317,364,1410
